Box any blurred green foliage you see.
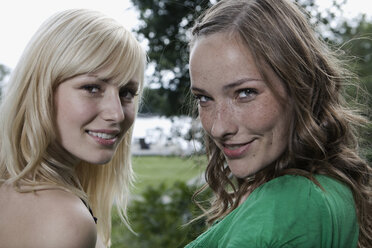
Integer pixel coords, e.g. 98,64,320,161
131,0,214,116
111,181,210,248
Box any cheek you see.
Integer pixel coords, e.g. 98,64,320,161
55,88,82,117
255,102,292,149
57,99,95,124
246,97,284,132
198,107,213,134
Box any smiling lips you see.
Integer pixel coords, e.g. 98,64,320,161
222,139,255,159
87,130,120,146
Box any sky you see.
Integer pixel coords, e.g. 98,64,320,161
0,0,371,70
0,0,140,69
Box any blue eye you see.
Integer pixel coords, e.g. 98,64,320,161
193,94,212,107
199,95,209,103
194,95,210,103
82,84,101,94
238,89,257,99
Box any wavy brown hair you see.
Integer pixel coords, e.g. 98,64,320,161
189,0,371,246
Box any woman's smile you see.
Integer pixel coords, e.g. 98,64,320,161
190,32,292,178
222,139,256,159
86,129,121,146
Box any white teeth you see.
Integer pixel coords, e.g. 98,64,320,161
88,131,116,139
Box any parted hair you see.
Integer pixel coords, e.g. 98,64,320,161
0,9,146,247
190,0,371,247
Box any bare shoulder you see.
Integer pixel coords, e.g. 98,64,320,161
0,184,97,248
35,189,98,248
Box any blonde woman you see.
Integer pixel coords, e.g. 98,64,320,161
0,9,146,247
187,0,371,247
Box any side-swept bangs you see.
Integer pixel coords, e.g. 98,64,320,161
50,10,146,90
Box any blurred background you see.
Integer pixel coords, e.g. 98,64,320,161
1,0,371,247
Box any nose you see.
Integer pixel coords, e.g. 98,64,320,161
100,88,125,123
210,102,238,140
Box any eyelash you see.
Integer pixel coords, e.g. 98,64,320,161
192,88,258,106
237,88,257,99
194,94,211,104
82,84,101,94
119,87,138,100
81,84,138,100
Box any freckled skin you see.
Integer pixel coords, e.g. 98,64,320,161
189,33,292,178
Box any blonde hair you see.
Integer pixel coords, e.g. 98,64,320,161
190,0,371,246
0,9,146,246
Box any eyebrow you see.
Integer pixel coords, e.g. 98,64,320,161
124,80,139,88
84,74,110,83
90,74,139,87
95,76,110,83
222,78,262,91
191,77,262,93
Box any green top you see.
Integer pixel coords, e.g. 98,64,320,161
185,175,358,248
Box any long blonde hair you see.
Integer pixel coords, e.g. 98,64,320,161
190,0,371,247
0,9,146,246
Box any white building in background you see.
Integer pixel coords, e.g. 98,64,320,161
131,115,203,156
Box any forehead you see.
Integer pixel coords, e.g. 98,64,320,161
189,32,289,100
89,64,140,87
189,33,261,86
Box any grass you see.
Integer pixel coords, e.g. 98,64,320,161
111,155,208,248
131,155,206,194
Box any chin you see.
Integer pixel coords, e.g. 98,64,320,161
229,168,252,178
82,155,114,165
231,171,253,179
228,162,264,179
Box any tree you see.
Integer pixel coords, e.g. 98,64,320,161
131,0,215,116
111,181,210,248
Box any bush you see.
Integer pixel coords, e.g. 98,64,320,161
111,181,210,248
